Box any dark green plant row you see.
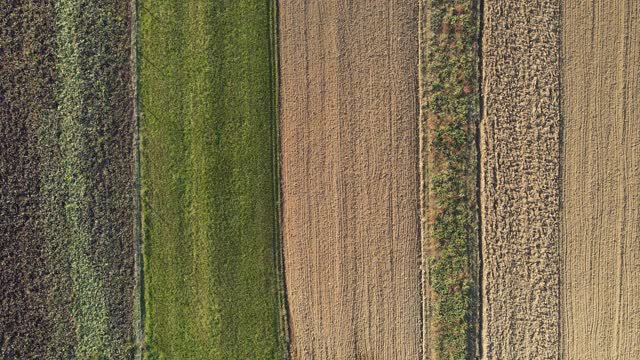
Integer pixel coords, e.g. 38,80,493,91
421,0,481,359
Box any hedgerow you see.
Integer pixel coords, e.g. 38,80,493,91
421,0,480,358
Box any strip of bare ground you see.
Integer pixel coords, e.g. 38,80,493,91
481,0,561,357
561,1,640,358
278,1,421,358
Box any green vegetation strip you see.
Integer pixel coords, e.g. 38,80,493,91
421,0,481,358
57,2,113,355
55,0,136,357
139,0,286,358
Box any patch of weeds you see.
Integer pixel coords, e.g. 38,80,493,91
422,0,480,358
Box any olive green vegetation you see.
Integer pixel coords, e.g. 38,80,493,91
1,0,136,358
55,1,136,357
139,0,285,358
421,0,480,358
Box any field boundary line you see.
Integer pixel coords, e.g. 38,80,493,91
130,0,145,357
475,0,484,357
557,0,565,356
418,0,429,358
270,1,291,358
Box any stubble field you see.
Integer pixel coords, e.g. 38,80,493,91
278,1,422,358
561,0,640,358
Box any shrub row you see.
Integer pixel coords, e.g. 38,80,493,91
422,0,480,358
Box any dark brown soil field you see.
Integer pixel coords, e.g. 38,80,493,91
0,2,58,357
1,1,136,358
481,0,562,358
561,0,640,358
278,1,422,358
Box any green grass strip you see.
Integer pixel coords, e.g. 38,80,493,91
267,0,290,356
53,0,136,357
139,1,285,358
55,0,115,357
421,0,481,358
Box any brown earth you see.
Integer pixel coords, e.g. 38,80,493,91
0,3,59,357
278,1,422,358
561,0,640,358
480,0,561,358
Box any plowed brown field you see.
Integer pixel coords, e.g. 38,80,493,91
561,0,640,358
278,1,421,358
481,0,561,358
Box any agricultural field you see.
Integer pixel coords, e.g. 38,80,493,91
278,1,422,358
480,0,562,357
1,0,640,359
138,0,286,358
1,0,136,358
561,0,640,358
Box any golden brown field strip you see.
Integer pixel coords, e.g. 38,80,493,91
561,0,640,358
278,1,421,358
481,0,562,358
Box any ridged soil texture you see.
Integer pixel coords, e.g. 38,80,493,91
1,2,60,357
278,1,422,358
480,0,562,358
561,0,640,358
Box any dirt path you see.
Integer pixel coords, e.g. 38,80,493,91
480,0,561,358
278,1,421,358
561,1,640,358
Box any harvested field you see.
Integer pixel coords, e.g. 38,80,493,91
480,0,561,358
561,0,640,358
1,0,136,358
139,0,286,358
278,1,421,358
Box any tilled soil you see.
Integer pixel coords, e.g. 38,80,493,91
561,1,640,358
278,1,422,358
480,0,562,358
